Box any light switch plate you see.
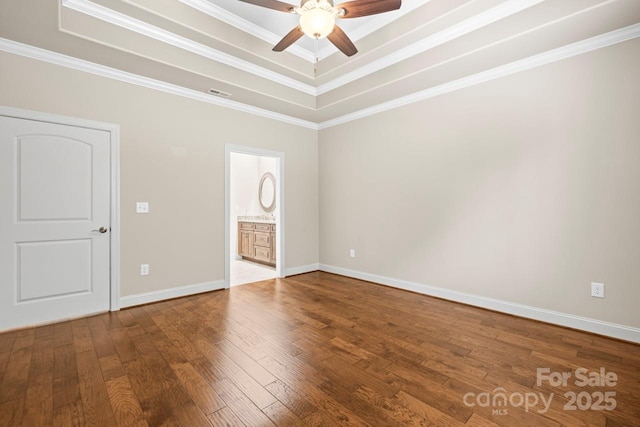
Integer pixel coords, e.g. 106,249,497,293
136,202,149,213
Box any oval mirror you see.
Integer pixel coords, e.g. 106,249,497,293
259,172,276,213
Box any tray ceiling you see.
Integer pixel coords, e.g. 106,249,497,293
1,0,639,128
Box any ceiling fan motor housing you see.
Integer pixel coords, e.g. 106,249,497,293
300,0,335,8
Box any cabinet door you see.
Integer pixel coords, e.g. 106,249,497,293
270,232,276,263
254,245,271,263
254,231,271,248
239,230,253,257
255,223,271,232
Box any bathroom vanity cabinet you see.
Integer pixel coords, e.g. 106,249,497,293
238,221,276,266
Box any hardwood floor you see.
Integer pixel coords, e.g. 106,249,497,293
0,271,638,426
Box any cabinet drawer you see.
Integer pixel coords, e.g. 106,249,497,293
255,223,272,232
239,222,254,230
254,231,271,247
254,246,271,262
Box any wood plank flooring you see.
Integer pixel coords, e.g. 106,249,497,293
0,271,638,426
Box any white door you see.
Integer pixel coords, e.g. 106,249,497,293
0,116,111,330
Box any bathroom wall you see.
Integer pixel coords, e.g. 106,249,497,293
229,152,277,257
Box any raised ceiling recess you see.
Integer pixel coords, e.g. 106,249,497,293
0,0,638,128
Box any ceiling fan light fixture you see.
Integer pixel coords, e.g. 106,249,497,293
240,0,402,56
299,8,335,39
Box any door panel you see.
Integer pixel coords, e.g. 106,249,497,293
18,135,93,221
17,239,92,301
0,116,110,330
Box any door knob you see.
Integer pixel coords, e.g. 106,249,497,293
92,226,108,233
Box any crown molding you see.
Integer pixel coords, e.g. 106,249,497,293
62,0,545,100
0,37,318,130
318,23,640,129
179,0,315,63
316,0,544,94
61,0,317,95
2,24,637,130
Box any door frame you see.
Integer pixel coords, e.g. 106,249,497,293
0,106,121,311
225,144,285,288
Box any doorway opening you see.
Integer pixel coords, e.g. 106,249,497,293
225,144,284,287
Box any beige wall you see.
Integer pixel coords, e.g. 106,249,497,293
319,39,640,328
1,36,638,331
0,52,319,297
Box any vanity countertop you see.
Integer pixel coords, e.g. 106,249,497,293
238,215,275,224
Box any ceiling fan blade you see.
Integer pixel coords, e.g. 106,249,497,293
273,26,304,52
338,0,401,18
327,25,358,57
238,0,296,13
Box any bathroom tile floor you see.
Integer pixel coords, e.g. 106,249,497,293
230,258,277,286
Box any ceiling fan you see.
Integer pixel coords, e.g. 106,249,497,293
238,0,402,57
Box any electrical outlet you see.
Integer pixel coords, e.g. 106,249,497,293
350,249,355,258
136,202,149,213
591,282,604,298
140,264,149,276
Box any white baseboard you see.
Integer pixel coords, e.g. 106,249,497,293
319,264,640,344
284,263,320,277
120,280,226,308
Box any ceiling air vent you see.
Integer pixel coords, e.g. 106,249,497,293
207,88,231,98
